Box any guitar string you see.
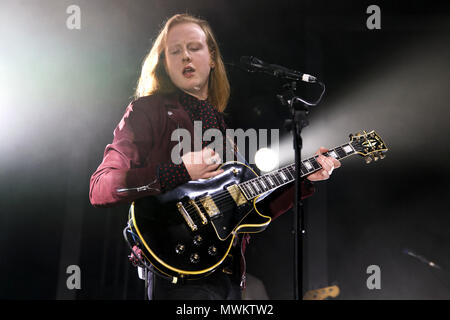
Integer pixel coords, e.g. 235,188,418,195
182,145,373,227
181,166,321,222
182,147,344,211
182,165,301,211
180,146,356,223
180,156,328,216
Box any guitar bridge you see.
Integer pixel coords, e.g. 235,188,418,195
176,202,198,231
189,199,208,225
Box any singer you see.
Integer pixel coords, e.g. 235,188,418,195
89,13,340,300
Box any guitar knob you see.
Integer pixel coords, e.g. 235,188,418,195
373,154,379,161
379,152,386,160
190,253,200,264
365,156,373,164
193,234,203,246
175,244,185,254
208,245,217,256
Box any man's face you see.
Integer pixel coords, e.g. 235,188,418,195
164,22,214,100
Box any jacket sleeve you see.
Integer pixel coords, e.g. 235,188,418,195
89,101,165,207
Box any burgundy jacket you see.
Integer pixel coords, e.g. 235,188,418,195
89,92,314,220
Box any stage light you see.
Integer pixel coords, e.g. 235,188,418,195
254,147,279,172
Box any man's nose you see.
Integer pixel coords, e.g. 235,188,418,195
182,49,191,62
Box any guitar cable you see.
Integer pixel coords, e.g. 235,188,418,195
122,224,175,288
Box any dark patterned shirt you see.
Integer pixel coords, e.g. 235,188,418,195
157,91,227,192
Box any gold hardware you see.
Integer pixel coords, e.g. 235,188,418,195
365,156,373,164
176,202,198,231
200,196,220,218
227,185,248,206
189,200,208,225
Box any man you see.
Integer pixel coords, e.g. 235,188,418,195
89,13,340,300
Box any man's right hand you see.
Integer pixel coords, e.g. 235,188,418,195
182,147,224,180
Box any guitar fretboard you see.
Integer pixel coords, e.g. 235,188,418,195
238,143,356,200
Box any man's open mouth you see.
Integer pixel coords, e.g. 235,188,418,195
182,66,195,77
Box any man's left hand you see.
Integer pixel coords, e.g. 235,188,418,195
307,147,341,181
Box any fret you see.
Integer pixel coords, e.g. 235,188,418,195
251,181,261,193
279,170,288,182
272,172,283,185
335,146,347,158
245,182,256,197
303,160,314,172
327,149,339,159
236,137,367,199
300,162,307,175
283,167,294,180
341,144,354,155
266,174,275,187
288,165,297,179
258,177,268,191
310,157,321,170
268,173,279,186
239,184,251,199
256,178,267,192
281,168,294,181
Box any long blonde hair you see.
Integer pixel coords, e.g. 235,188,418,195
134,14,230,112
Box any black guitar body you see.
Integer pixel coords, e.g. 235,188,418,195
129,162,271,281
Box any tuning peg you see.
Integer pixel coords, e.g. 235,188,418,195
379,152,386,160
373,154,379,161
349,133,354,140
365,156,373,164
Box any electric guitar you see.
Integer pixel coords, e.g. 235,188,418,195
125,130,388,282
303,285,340,300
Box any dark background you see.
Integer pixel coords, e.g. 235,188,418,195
1,0,450,300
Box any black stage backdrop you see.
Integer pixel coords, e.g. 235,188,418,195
1,0,450,300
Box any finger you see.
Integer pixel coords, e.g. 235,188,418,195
203,169,224,179
205,154,221,166
321,169,330,179
315,146,329,155
202,147,216,158
318,156,334,174
332,158,342,168
207,163,221,171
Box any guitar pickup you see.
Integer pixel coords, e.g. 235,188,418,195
227,184,248,206
199,196,221,220
176,202,198,231
189,199,208,225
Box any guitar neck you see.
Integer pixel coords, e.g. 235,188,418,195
238,142,356,200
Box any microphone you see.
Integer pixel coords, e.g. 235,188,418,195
240,56,317,83
403,248,442,270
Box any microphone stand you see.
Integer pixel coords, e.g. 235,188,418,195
277,80,325,300
229,59,325,300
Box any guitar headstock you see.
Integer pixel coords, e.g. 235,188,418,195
303,285,340,300
349,130,388,164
